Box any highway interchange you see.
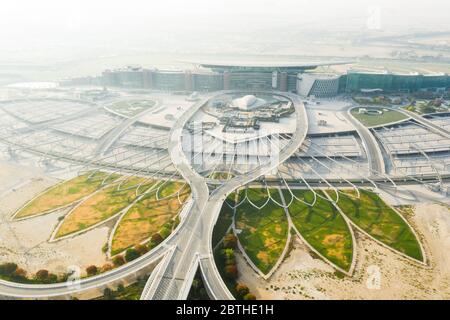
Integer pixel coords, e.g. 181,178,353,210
0,91,449,300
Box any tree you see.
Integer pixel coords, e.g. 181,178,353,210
117,283,125,293
191,279,201,290
224,264,238,280
101,263,114,273
86,265,98,276
35,269,49,281
151,233,163,245
112,255,126,267
0,263,18,276
223,233,238,249
103,287,115,300
135,244,149,256
235,283,249,297
58,273,70,283
125,248,140,262
243,293,256,300
47,273,58,283
13,268,27,279
221,248,235,265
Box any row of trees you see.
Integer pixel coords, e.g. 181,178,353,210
0,225,172,285
0,262,65,284
219,233,256,300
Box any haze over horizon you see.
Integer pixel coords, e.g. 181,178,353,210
1,0,450,81
1,1,449,56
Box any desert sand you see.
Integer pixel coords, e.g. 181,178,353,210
0,161,109,274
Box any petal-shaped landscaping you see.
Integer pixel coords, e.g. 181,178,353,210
234,188,289,275
110,181,191,255
212,196,235,248
282,189,354,272
14,171,117,219
54,177,150,238
336,189,423,262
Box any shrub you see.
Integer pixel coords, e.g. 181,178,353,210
151,233,164,245
12,268,27,278
58,273,70,283
221,248,235,265
243,293,256,300
47,273,58,283
101,263,114,273
224,264,238,280
86,265,98,276
159,226,171,239
0,263,18,276
112,255,126,267
235,283,249,297
117,283,125,293
135,244,149,256
35,269,49,281
125,248,140,262
223,233,238,249
103,287,115,300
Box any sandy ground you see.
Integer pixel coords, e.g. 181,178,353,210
237,203,450,300
0,161,109,275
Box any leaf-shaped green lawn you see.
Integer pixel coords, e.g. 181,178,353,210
283,189,353,272
55,177,150,238
336,189,423,262
15,172,118,219
235,188,289,275
111,181,190,254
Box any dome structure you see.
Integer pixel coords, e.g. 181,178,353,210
231,95,266,110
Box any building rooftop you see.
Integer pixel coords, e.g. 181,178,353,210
185,60,353,72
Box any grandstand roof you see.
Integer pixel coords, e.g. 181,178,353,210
186,60,353,72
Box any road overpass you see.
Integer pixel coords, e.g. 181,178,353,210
1,92,442,301
344,108,386,175
401,109,450,139
141,92,308,300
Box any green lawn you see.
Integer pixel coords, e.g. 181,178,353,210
55,177,150,238
283,190,353,272
15,172,118,219
336,190,423,262
351,108,408,127
403,102,448,115
111,181,190,255
95,277,148,300
212,196,235,248
235,188,288,275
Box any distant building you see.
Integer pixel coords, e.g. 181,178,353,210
297,73,341,98
345,70,450,93
63,61,450,98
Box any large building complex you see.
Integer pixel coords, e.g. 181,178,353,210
63,61,450,97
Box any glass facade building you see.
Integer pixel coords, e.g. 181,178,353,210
346,72,450,93
99,65,450,95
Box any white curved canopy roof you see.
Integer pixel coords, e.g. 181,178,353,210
231,95,266,110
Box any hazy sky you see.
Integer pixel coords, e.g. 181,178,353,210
1,0,449,38
0,0,449,64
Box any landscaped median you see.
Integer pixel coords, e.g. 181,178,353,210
3,175,192,287
350,107,408,127
234,188,289,275
14,171,118,219
283,189,354,273
53,176,151,238
212,187,426,285
335,189,424,262
110,181,190,255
